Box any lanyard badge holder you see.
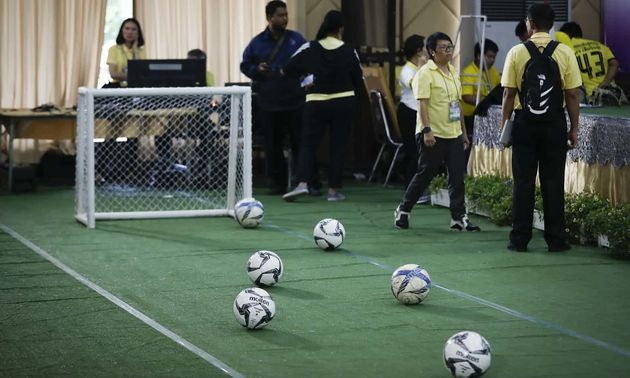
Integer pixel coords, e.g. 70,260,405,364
442,70,461,122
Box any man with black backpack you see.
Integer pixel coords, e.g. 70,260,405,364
499,3,582,253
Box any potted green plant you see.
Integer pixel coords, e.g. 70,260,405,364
428,174,449,207
564,192,610,245
588,203,630,258
464,175,512,226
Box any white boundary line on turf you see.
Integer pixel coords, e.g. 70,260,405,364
264,223,630,358
0,224,245,378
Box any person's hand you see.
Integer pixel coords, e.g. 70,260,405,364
423,132,436,147
257,62,270,72
567,128,578,149
463,134,470,150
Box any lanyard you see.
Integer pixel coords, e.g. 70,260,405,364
440,67,459,101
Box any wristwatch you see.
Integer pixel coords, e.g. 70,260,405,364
421,127,432,134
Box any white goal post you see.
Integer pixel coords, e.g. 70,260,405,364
75,86,252,228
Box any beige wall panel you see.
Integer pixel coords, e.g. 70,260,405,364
302,0,341,40
402,0,461,66
572,0,600,41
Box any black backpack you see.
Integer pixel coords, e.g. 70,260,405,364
519,40,563,122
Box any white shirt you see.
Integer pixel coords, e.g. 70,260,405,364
399,61,419,111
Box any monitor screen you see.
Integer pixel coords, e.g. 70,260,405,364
127,59,206,88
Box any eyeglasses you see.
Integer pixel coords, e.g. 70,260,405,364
437,45,454,52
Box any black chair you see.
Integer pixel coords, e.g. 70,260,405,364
368,90,403,187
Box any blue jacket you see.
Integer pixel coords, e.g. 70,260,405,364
240,28,306,111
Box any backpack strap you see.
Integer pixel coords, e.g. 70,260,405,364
523,40,540,58
542,40,559,57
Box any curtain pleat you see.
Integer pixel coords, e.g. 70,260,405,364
0,0,105,108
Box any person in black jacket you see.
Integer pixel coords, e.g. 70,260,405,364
282,10,366,202
240,1,307,194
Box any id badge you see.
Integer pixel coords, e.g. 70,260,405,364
448,100,461,122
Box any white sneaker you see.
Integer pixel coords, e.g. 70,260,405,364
282,186,309,202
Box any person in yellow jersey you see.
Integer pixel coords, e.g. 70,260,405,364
397,34,426,188
105,18,147,88
557,21,625,103
461,39,501,166
500,4,582,253
394,32,480,232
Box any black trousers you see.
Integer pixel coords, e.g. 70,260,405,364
257,106,303,190
396,103,419,186
297,96,356,189
399,134,466,220
510,111,568,248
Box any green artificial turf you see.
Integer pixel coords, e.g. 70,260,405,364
1,185,629,377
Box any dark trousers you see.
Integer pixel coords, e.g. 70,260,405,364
257,106,303,190
399,134,466,220
510,112,568,248
397,103,419,186
297,96,356,189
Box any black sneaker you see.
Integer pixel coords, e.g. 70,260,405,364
450,216,481,232
394,206,410,229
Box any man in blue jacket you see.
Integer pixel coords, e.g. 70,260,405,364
241,1,307,195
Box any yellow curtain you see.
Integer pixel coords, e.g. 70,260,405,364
136,0,304,86
0,0,106,108
470,145,630,205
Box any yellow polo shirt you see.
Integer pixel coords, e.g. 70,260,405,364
501,32,582,109
460,62,501,117
106,44,147,83
413,59,462,138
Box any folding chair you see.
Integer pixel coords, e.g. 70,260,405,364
368,90,403,187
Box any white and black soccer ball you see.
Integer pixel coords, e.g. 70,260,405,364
233,287,276,330
234,198,264,228
391,264,431,304
444,331,492,378
247,250,283,286
313,218,345,251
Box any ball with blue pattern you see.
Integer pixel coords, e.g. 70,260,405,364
391,264,431,304
234,197,264,228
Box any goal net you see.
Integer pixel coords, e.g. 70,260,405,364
75,86,252,228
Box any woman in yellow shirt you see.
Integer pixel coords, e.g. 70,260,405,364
394,32,480,232
105,18,147,88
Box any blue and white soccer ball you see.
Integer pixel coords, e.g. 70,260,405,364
234,197,264,228
443,331,492,377
390,264,431,304
233,287,276,330
247,250,283,286
313,218,345,251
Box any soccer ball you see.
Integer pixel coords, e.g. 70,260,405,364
313,218,345,250
390,264,431,304
247,250,283,286
234,198,264,228
233,287,276,330
443,331,492,377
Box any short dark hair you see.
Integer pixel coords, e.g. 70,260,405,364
187,49,206,59
266,1,286,18
515,20,527,37
402,35,425,60
316,10,344,40
559,21,583,38
527,3,555,31
115,18,145,47
426,32,452,60
474,39,499,58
